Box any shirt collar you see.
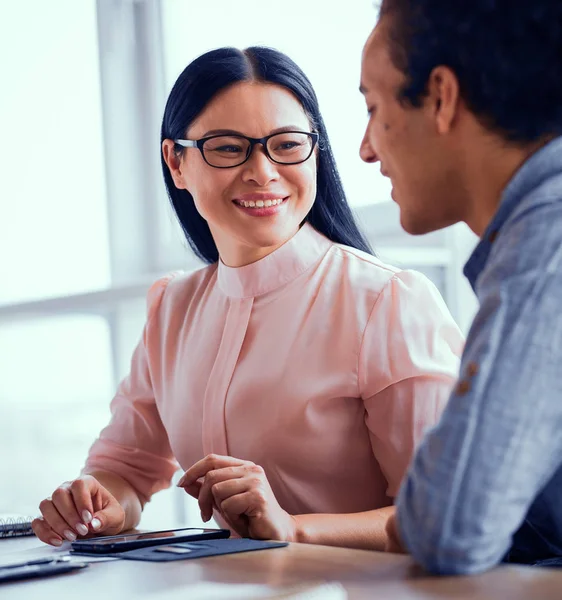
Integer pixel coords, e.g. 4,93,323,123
217,222,332,298
464,135,562,289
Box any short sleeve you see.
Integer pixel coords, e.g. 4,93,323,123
358,270,464,497
83,275,179,503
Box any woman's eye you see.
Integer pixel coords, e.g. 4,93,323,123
279,142,300,150
215,145,243,153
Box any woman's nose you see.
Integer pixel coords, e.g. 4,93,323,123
241,145,280,185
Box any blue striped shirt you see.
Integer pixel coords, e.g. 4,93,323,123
396,136,562,575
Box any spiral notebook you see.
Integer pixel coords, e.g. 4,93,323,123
0,514,35,538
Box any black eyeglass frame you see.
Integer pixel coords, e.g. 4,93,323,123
174,131,319,169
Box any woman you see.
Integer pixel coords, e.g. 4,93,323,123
33,47,463,550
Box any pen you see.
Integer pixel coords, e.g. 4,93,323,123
0,555,72,570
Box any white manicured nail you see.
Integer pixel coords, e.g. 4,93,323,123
76,523,88,536
82,510,92,524
91,518,101,531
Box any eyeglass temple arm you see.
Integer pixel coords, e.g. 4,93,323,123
174,139,197,148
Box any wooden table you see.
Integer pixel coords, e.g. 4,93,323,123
1,535,561,599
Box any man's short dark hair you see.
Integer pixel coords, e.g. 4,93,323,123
379,0,562,143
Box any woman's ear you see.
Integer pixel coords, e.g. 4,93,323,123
162,139,187,190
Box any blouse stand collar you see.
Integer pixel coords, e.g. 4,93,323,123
217,223,332,299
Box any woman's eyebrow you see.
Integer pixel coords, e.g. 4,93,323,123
270,125,310,134
200,128,243,137
200,125,310,137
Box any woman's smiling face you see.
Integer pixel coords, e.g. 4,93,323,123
162,81,317,267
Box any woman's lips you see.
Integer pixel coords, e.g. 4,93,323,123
233,196,289,216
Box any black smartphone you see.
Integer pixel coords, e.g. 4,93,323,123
70,527,230,553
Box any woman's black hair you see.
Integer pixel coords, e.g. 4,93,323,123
160,46,373,264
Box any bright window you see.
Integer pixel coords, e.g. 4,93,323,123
0,0,110,305
0,0,112,516
0,317,113,515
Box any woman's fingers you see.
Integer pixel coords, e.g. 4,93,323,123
178,456,286,541
209,477,250,507
179,479,202,500
50,484,90,538
68,475,124,535
219,491,255,529
198,467,247,521
177,454,246,488
34,475,126,546
31,516,64,547
89,496,126,535
38,495,78,543
67,476,96,528
177,455,263,524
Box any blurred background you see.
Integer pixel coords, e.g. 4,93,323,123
0,0,478,528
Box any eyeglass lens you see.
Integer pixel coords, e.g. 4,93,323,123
202,132,314,167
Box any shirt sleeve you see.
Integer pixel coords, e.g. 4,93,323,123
358,270,464,498
396,235,562,574
83,275,179,504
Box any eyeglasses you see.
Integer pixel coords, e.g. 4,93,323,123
174,131,319,169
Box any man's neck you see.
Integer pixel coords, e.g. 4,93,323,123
462,138,549,237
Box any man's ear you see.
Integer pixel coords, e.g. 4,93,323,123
162,139,187,190
427,66,460,135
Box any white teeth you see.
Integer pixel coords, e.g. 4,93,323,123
238,198,284,208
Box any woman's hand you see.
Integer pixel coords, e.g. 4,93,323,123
32,474,126,546
177,454,297,541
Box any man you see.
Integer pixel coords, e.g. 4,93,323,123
359,0,562,575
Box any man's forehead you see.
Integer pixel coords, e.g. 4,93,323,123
365,17,391,60
360,21,388,91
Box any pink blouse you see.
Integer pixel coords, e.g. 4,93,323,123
84,224,463,519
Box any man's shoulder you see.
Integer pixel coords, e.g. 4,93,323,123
484,176,562,285
502,172,562,233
